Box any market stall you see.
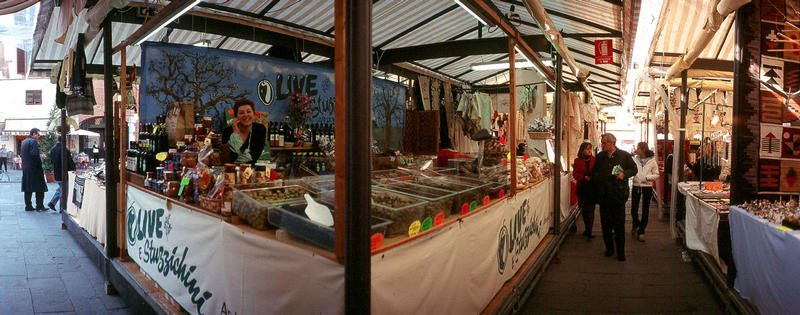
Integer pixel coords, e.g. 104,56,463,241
65,170,108,245
678,182,730,272
30,0,617,313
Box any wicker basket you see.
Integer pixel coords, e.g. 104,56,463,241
528,132,554,139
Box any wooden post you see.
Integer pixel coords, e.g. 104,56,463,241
509,38,517,195
336,0,372,313
553,53,563,234
118,48,128,260
103,15,118,258
334,0,346,263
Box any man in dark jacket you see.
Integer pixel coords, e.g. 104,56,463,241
47,135,75,212
591,133,638,261
21,128,48,211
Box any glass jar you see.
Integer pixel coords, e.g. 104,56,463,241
202,117,213,130
254,163,267,183
239,163,252,184
181,152,198,168
165,181,179,198
164,171,176,182
223,163,237,185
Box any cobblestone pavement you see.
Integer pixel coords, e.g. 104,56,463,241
520,199,725,314
0,170,132,315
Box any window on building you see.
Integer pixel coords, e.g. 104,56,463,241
25,90,42,105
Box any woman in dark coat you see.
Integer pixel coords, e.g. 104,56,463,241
21,128,48,211
573,142,596,239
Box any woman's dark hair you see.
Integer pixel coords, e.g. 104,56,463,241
577,142,593,158
233,98,255,117
637,142,655,158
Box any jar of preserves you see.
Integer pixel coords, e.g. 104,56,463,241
239,163,253,184
194,123,204,136
202,117,213,130
254,163,267,183
165,181,180,197
223,163,236,185
164,170,176,182
181,152,198,168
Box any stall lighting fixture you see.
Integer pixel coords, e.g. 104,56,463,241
453,0,488,26
134,0,203,46
470,60,534,71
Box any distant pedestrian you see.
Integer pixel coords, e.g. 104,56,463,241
48,134,75,212
0,143,7,172
21,128,48,211
573,142,596,240
591,133,637,261
92,141,100,164
631,142,659,242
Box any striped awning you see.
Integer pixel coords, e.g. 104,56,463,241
31,0,624,105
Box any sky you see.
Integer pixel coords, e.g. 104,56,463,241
0,3,38,42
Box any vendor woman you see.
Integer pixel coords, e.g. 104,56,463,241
222,98,270,163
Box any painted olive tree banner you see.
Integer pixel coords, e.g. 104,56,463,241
139,42,407,151
125,186,344,315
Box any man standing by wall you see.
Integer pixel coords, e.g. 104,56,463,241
591,133,637,261
0,144,7,172
21,128,48,211
48,129,74,212
91,141,99,164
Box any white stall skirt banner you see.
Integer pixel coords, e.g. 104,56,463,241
684,191,724,272
372,179,553,314
126,186,344,315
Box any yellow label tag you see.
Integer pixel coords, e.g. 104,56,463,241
507,152,511,161
155,152,167,162
153,126,158,134
204,137,212,146
408,220,422,237
775,225,793,231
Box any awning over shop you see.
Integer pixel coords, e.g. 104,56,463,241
79,116,104,130
1,118,49,136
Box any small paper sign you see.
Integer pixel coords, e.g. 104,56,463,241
408,220,422,237
370,233,384,252
434,212,444,226
421,217,433,232
461,203,470,215
155,152,167,161
483,196,490,206
503,159,508,167
152,125,159,134
469,201,477,211
178,177,190,195
499,189,504,198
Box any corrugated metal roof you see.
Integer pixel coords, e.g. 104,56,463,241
652,0,735,62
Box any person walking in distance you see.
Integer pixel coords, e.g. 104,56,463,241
591,133,637,261
0,144,7,172
21,128,48,211
91,141,100,164
573,142,596,240
48,129,75,212
631,142,660,242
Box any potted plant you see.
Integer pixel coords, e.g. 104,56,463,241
287,92,314,147
41,104,60,183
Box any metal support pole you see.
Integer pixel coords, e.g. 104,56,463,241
553,53,563,234
60,108,67,212
103,16,118,258
509,38,517,195
669,70,689,239
336,0,372,313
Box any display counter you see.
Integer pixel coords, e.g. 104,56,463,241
678,182,730,272
729,205,800,315
122,173,558,315
66,171,108,245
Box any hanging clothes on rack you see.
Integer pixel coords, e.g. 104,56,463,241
443,82,455,145
419,76,431,110
430,79,441,110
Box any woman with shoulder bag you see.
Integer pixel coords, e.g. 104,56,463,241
573,142,596,239
631,142,660,242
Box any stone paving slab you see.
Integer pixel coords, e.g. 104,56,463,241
0,182,132,314
520,201,725,314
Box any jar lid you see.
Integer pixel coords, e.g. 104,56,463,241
224,163,236,167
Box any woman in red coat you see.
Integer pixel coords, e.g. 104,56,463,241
573,142,596,239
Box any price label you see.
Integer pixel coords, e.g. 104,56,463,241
155,152,167,161
775,225,793,231
483,196,490,206
503,159,508,167
152,125,159,134
408,221,421,237
461,203,470,215
204,137,212,146
178,177,190,195
434,212,444,226
370,233,384,252
421,217,433,232
499,189,504,199
469,201,477,211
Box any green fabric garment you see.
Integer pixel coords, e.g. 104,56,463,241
228,133,271,164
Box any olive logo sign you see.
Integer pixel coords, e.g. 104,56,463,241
497,224,508,274
257,79,274,105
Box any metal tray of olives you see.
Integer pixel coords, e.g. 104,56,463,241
232,185,311,230
238,185,310,206
371,169,415,182
302,175,336,195
269,201,392,251
403,176,487,214
372,181,458,216
321,188,428,237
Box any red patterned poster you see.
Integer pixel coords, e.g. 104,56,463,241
759,159,780,192
781,160,800,192
783,127,800,158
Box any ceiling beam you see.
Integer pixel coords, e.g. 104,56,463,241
196,2,332,38
378,35,550,64
649,59,733,72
